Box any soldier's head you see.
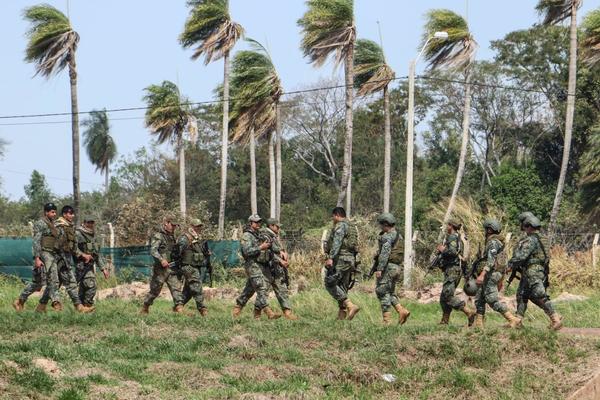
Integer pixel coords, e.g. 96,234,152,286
331,207,346,223
482,218,502,236
522,216,541,233
518,212,535,231
162,213,179,233
377,213,396,232
446,218,462,234
266,218,281,234
190,218,203,234
83,218,95,231
44,202,57,220
61,205,75,222
248,214,262,230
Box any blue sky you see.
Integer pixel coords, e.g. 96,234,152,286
0,0,597,200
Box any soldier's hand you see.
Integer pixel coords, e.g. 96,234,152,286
325,258,334,268
34,257,44,269
476,272,486,286
280,259,289,268
259,242,271,251
161,259,170,268
375,271,382,279
102,270,110,279
436,245,446,253
497,279,503,292
82,254,93,263
281,250,288,261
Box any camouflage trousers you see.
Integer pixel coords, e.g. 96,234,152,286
235,262,269,310
143,265,184,307
76,264,97,306
40,253,81,306
181,265,208,310
18,265,45,303
29,250,60,305
517,265,555,317
440,265,466,313
475,271,508,315
262,264,292,311
324,256,355,309
375,263,402,312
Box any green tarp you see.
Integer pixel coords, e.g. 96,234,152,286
0,237,241,281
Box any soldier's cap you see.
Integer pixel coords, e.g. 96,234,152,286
483,218,502,233
61,205,74,215
265,218,281,227
248,214,262,223
44,202,57,212
83,218,95,223
447,218,462,229
523,215,542,229
518,211,535,224
189,218,203,227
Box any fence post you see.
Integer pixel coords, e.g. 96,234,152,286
593,233,599,268
411,230,419,273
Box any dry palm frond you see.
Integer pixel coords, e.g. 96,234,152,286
298,0,355,67
581,8,600,67
354,39,395,96
23,4,79,77
536,0,582,25
421,9,477,71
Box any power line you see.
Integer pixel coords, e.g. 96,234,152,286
0,168,102,187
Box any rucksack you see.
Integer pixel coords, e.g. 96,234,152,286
388,231,403,264
344,220,359,254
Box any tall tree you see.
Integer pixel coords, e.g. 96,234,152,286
23,4,81,222
581,8,600,67
82,109,117,193
143,81,197,217
536,0,582,234
354,39,395,212
422,9,477,233
180,0,243,237
298,0,356,214
228,42,283,215
24,170,53,220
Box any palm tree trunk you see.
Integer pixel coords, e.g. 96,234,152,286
268,131,277,218
104,165,109,194
383,84,391,213
549,4,578,238
218,52,230,238
68,52,80,226
275,103,282,220
178,137,187,218
250,128,258,215
440,71,472,238
336,42,355,216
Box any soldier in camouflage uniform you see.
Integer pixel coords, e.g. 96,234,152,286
436,219,476,326
13,203,59,312
514,212,535,322
324,207,360,320
260,218,298,320
373,213,410,325
473,219,520,328
177,218,210,316
39,205,93,313
76,218,109,310
508,216,562,330
140,213,185,314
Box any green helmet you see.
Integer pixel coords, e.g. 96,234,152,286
447,218,462,230
463,278,478,296
189,218,203,227
377,212,396,226
518,212,535,224
523,216,542,229
265,218,280,227
483,218,502,233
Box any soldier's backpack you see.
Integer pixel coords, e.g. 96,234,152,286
388,231,403,264
344,220,360,254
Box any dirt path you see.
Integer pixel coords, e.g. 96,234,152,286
560,327,600,337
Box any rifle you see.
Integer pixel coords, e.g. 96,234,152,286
368,255,379,279
506,260,524,289
201,241,213,288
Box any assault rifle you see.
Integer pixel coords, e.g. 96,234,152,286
505,259,524,289
201,241,213,288
367,255,379,279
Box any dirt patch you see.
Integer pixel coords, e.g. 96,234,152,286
554,292,589,303
560,328,600,337
223,364,280,381
227,334,258,349
90,380,162,400
32,358,61,378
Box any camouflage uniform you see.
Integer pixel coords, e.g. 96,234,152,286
18,216,58,304
142,226,184,308
374,230,403,312
76,226,108,306
40,217,83,306
474,234,508,316
259,227,292,311
235,227,269,311
178,228,209,312
439,233,466,313
324,219,356,309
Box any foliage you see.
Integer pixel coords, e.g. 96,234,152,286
82,109,117,175
536,0,581,25
581,7,600,67
23,170,53,221
353,39,394,96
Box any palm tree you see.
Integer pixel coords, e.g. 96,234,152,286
536,0,582,234
180,0,243,238
298,0,356,214
581,8,600,67
422,9,477,234
82,110,117,193
23,4,82,221
354,39,395,213
228,42,283,215
143,81,197,217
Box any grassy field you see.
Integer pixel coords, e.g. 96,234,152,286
1,277,599,400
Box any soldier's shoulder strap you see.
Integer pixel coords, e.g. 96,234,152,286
533,233,548,261
42,217,58,237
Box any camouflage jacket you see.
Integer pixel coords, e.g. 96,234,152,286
327,219,350,260
376,229,400,271
76,227,107,271
241,227,262,263
55,217,83,257
150,226,176,266
259,227,284,264
177,228,209,267
481,234,505,274
509,233,545,267
440,233,460,267
32,216,58,258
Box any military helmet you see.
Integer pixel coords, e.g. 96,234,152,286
523,215,542,229
265,218,280,227
483,218,502,233
44,202,57,212
463,278,478,296
248,214,262,223
447,218,462,230
377,212,396,226
189,218,203,227
518,212,535,224
83,217,95,223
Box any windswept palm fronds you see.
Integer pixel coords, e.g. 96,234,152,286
354,39,395,96
536,0,582,25
581,8,600,67
82,110,117,176
143,81,194,145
